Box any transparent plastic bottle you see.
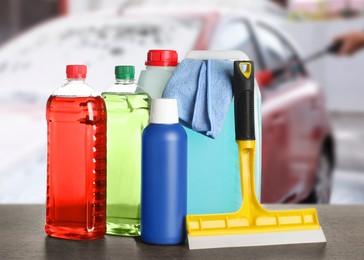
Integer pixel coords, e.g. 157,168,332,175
102,65,149,236
45,65,107,240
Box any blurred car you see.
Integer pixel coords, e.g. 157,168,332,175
204,9,335,203
0,2,334,203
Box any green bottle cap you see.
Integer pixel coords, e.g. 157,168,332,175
115,65,135,79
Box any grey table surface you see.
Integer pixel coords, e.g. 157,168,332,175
0,205,363,260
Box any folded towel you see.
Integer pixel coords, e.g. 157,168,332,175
162,59,233,138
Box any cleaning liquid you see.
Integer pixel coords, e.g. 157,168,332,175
45,65,107,240
166,51,262,215
102,65,149,236
183,51,263,214
138,50,178,98
141,98,187,245
184,104,240,214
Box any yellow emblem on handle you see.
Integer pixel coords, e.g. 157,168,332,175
239,62,252,79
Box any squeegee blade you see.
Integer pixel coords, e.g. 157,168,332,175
188,227,326,250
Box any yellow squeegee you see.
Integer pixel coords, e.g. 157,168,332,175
186,61,326,250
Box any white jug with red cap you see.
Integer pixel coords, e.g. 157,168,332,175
138,50,178,98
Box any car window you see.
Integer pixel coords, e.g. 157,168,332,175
209,19,260,71
255,23,305,86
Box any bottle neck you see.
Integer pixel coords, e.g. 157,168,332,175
115,78,135,85
53,77,99,97
67,78,86,82
146,65,176,71
103,78,137,94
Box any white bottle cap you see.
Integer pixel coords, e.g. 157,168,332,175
150,98,179,124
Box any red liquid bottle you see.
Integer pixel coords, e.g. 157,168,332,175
45,65,107,240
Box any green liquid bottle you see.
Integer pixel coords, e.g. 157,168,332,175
102,66,150,236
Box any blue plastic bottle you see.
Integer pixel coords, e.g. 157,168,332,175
141,98,187,245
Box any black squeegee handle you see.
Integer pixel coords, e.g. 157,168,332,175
233,60,255,141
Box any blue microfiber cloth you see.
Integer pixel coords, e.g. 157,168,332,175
162,59,233,138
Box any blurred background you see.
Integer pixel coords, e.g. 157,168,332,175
0,0,363,204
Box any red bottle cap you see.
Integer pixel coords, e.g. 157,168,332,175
145,50,178,67
66,65,87,79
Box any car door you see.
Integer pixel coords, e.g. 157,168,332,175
254,23,318,203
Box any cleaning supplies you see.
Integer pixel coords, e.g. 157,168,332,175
163,50,262,215
45,65,107,240
138,50,178,98
141,98,187,245
102,65,149,236
186,60,326,249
